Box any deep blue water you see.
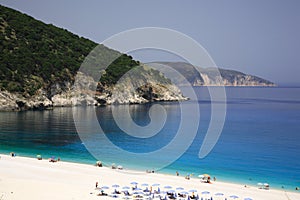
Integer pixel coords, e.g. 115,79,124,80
0,87,300,191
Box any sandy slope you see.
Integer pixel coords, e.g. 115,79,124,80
0,154,299,200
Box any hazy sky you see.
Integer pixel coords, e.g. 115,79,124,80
1,0,300,85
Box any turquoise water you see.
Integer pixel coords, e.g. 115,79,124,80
0,87,300,191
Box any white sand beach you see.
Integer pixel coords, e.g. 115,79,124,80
0,154,299,200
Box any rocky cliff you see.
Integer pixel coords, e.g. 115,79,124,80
0,66,187,111
155,62,276,86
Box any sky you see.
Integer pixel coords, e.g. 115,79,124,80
1,0,300,85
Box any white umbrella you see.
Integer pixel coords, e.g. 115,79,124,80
167,190,176,193
180,191,189,195
263,183,270,190
176,187,184,191
152,183,160,186
215,192,224,196
111,163,116,169
257,182,263,189
117,165,123,170
112,184,120,188
201,191,210,195
229,195,239,199
101,186,109,190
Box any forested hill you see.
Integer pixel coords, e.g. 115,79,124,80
0,5,187,111
0,5,139,96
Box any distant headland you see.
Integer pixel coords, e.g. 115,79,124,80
151,62,275,87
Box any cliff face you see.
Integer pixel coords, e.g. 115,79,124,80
155,62,276,87
200,73,274,86
0,89,52,111
0,66,187,111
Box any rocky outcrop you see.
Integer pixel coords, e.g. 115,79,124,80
51,67,187,107
0,66,187,111
200,72,275,86
0,91,19,111
0,89,52,111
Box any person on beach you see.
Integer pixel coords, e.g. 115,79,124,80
49,157,56,162
207,176,211,183
95,182,98,188
10,152,16,157
176,171,179,176
185,174,190,180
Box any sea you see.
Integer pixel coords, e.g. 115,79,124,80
0,87,300,191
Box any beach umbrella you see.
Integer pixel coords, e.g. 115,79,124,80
111,163,116,168
180,191,189,195
112,184,120,188
189,189,198,193
167,190,176,193
152,183,160,186
130,181,138,185
257,182,263,189
244,198,253,200
117,165,123,170
198,174,204,178
101,186,109,190
201,191,210,195
122,186,130,190
263,183,269,187
176,187,184,191
141,183,149,187
263,183,270,189
133,191,143,195
96,161,102,166
164,185,172,189
229,195,239,199
215,193,224,196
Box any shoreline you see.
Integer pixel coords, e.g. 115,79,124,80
1,149,296,192
1,154,299,200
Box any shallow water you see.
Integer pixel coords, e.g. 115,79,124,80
0,87,300,191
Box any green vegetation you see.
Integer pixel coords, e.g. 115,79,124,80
100,54,140,85
0,5,139,96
